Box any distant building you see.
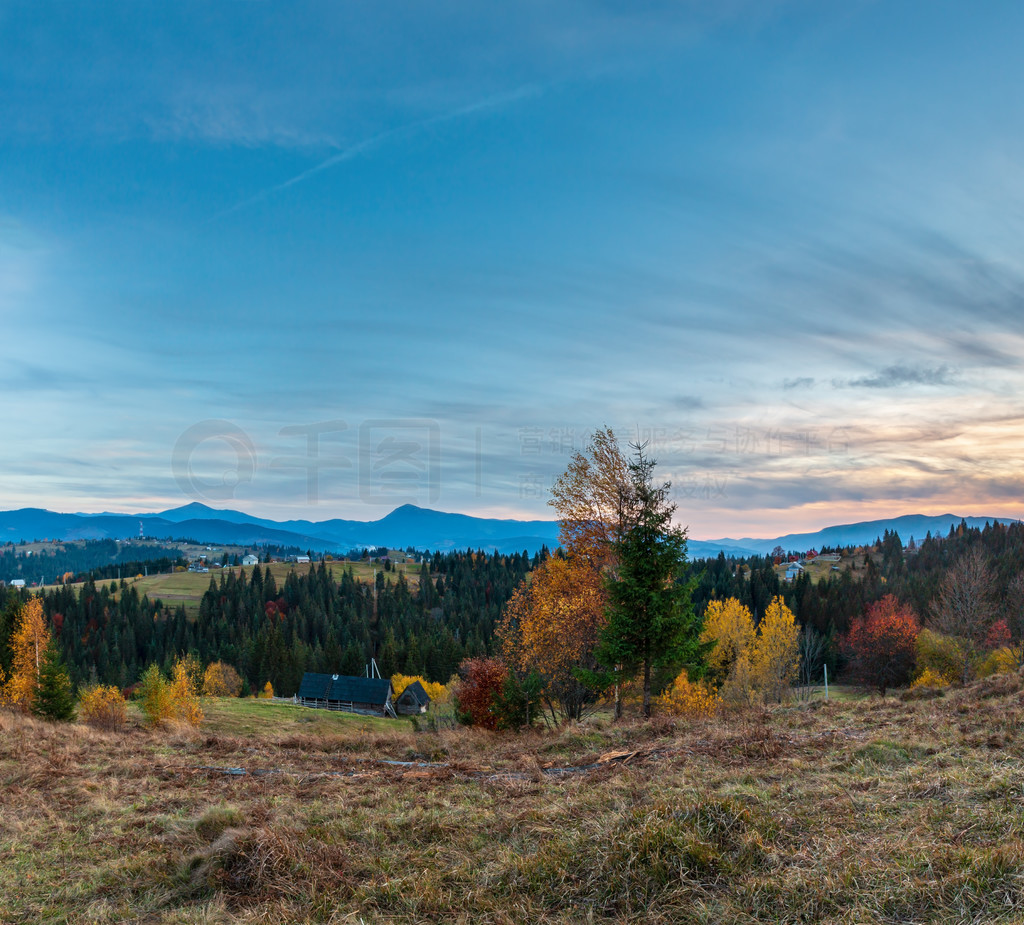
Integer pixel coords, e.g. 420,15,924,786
785,563,804,581
394,680,431,715
297,673,396,717
295,555,311,564
242,554,259,566
10,579,26,588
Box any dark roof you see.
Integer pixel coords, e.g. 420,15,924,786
396,680,431,706
298,673,392,705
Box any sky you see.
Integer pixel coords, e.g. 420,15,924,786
2,1,1024,539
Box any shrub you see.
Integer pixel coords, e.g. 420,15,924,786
203,661,243,698
656,670,720,719
978,647,1018,678
910,667,950,690
171,658,203,727
79,684,129,730
138,664,174,727
916,628,966,684
453,657,508,729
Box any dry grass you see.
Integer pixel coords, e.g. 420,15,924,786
3,674,1024,923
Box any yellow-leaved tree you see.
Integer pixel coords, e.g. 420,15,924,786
704,596,800,707
701,598,756,686
203,661,243,697
390,674,451,704
3,598,50,712
750,596,800,703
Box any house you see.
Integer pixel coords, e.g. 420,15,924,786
785,562,804,581
10,579,26,588
297,672,396,717
394,680,431,715
242,554,259,566
295,555,311,564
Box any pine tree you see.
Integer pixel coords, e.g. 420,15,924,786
596,445,707,718
32,641,76,720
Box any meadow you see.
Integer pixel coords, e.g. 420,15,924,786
3,676,1024,924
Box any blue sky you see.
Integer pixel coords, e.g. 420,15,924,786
2,1,1024,538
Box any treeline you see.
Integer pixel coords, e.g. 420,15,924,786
692,519,1024,670
0,549,541,697
0,539,184,585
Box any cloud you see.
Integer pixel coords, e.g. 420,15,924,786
834,365,957,390
783,377,814,390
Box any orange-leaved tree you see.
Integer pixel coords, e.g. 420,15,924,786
3,598,50,711
497,554,606,722
844,594,920,695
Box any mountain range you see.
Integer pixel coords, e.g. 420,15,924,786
0,504,1019,559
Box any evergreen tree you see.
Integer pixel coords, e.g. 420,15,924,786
32,641,76,721
596,445,706,717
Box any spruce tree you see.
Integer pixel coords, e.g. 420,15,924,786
596,445,707,718
32,641,76,721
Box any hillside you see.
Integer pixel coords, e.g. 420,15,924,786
3,675,1024,923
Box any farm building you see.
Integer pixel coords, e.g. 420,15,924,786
242,554,259,566
394,680,431,715
297,672,396,717
785,562,804,581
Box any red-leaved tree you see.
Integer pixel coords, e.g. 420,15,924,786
453,658,508,729
843,595,920,695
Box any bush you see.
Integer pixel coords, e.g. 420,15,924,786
656,670,720,719
916,628,966,685
910,667,950,690
978,647,1018,678
453,658,508,729
203,661,243,697
79,684,129,730
138,658,204,727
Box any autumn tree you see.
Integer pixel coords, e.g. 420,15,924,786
497,554,606,722
596,445,704,718
203,661,243,697
930,549,997,684
750,596,800,703
549,426,630,569
453,657,508,729
700,598,755,687
2,598,50,711
843,594,920,695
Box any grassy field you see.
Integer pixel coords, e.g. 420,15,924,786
4,676,1024,924
74,560,422,614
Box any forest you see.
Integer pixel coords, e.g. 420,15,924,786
1,515,1021,701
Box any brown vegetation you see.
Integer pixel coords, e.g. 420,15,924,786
4,674,1024,923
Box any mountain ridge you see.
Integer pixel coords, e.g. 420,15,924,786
2,505,1019,559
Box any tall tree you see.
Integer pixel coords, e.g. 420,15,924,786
930,548,997,684
3,598,50,711
596,445,704,717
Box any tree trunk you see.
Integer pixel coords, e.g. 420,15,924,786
642,657,652,718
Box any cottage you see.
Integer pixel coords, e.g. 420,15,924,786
394,680,431,715
785,562,804,582
10,578,26,588
297,672,396,717
242,554,259,566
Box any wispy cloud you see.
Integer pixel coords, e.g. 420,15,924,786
209,84,543,221
836,365,957,390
